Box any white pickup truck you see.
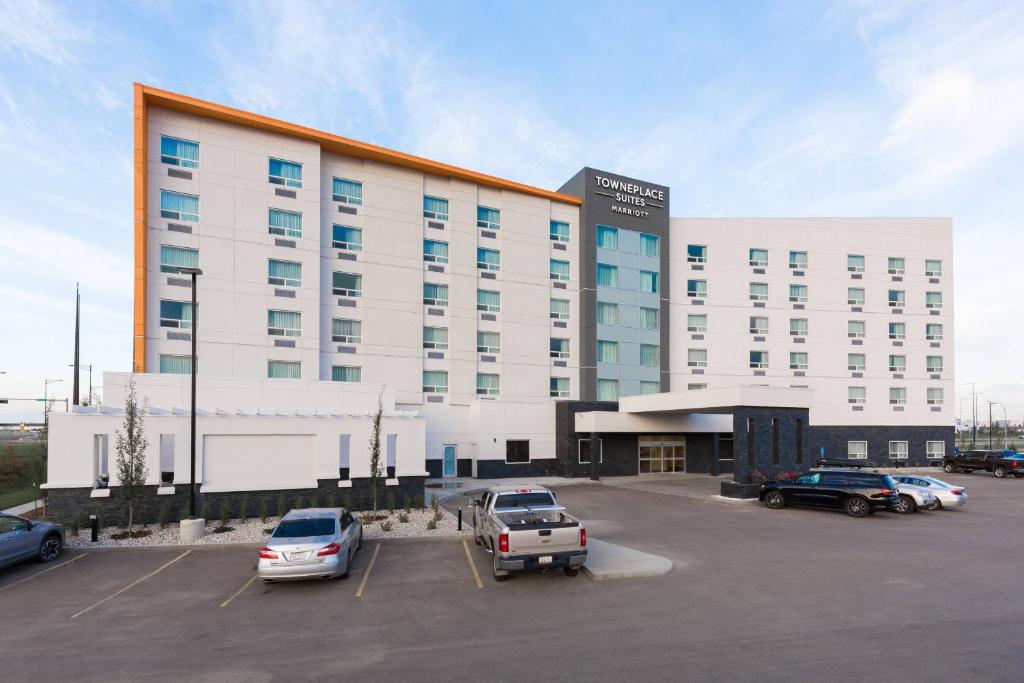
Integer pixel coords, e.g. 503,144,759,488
470,485,587,581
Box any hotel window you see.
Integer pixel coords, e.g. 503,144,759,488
423,326,448,350
160,190,199,222
268,360,301,379
332,366,361,383
424,239,449,264
925,259,943,277
640,307,659,330
749,248,768,267
847,254,865,272
332,177,362,205
790,318,808,337
550,298,570,320
268,259,301,287
550,259,570,281
640,344,659,367
790,352,808,370
477,373,500,396
597,379,619,401
640,233,659,257
332,225,362,251
477,331,501,354
749,350,768,369
926,440,945,458
550,338,569,359
333,271,362,297
889,387,907,405
160,135,199,168
597,263,618,287
927,387,944,405
597,302,618,325
159,245,199,273
889,441,909,460
477,247,500,272
159,354,192,375
926,355,944,373
926,291,943,309
848,287,865,305
848,320,866,338
597,225,618,249
423,283,448,306
789,251,808,269
506,440,531,464
848,441,868,459
268,310,301,337
477,206,500,230
887,257,905,275
268,158,302,188
688,279,707,298
477,289,500,312
332,319,361,343
687,314,707,333
848,353,866,371
749,282,768,301
848,386,866,404
687,244,706,263
789,284,807,303
749,316,768,334
888,289,905,307
423,196,449,221
550,377,569,398
423,371,448,394
688,349,708,367
159,300,192,329
888,355,906,373
640,270,659,294
269,208,302,238
926,323,944,341
597,340,618,364
688,383,707,391
889,322,906,340
640,381,660,395
550,220,570,242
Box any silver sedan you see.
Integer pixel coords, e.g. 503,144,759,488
893,483,938,513
257,508,362,583
0,514,64,569
892,475,968,509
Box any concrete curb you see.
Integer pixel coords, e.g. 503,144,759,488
583,538,673,581
710,494,759,505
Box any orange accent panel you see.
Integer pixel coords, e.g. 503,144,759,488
133,83,147,373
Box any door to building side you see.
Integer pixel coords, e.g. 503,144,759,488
639,435,686,473
442,444,457,478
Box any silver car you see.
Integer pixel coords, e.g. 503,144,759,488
893,483,938,513
0,514,64,569
257,508,362,583
892,475,968,509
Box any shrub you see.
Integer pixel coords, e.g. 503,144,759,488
70,516,80,537
386,493,395,514
219,501,230,527
426,518,437,531
430,493,439,514
200,500,210,523
380,520,392,532
276,493,287,518
259,498,269,523
238,499,249,521
293,496,304,511
158,501,170,529
341,493,352,512
179,502,190,521
328,492,338,508
403,496,411,514
398,512,409,523
434,509,444,523
309,491,320,508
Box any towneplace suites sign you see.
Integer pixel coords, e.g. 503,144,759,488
593,175,666,219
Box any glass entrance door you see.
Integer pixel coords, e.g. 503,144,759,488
638,435,686,473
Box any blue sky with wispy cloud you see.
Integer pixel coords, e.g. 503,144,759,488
1,0,1022,424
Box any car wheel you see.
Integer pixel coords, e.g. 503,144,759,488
845,496,870,518
492,543,509,582
994,466,1007,478
896,495,917,514
943,463,955,473
356,529,362,552
933,499,943,510
38,534,62,563
764,490,786,509
564,567,579,577
339,549,351,579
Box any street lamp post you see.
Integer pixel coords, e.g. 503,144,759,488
988,401,1008,449
176,267,203,519
68,364,93,405
43,379,62,415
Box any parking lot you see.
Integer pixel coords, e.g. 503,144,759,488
4,472,1024,681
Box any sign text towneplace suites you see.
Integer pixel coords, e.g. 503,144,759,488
593,175,665,219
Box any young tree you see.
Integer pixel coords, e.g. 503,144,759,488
368,392,383,512
114,376,149,537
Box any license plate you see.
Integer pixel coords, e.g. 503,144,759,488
289,551,310,561
538,556,552,565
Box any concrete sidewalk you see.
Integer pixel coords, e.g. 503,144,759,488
425,476,595,503
584,538,673,581
2,499,44,516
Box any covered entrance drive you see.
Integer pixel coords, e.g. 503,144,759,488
639,435,686,473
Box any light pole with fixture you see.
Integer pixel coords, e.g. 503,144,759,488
176,266,203,520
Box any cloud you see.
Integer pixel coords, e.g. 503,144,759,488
0,0,91,66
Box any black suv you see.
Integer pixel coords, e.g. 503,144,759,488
760,469,901,517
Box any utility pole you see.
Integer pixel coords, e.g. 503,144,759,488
68,364,93,405
989,401,993,449
72,283,80,405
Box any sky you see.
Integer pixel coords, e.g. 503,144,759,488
0,0,1022,426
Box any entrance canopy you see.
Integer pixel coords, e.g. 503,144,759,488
619,386,813,415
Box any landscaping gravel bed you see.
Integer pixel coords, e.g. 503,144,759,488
65,507,470,548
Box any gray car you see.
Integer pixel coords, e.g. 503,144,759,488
0,514,64,569
257,508,362,583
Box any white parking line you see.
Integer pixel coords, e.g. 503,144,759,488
219,574,258,608
461,539,483,589
71,549,192,619
0,553,86,593
355,543,381,598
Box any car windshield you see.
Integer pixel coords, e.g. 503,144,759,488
925,477,953,488
494,492,556,509
795,473,821,484
273,518,335,538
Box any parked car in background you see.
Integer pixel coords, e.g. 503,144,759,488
943,450,1024,478
760,469,901,517
0,514,64,570
891,475,967,509
893,482,938,513
257,508,362,583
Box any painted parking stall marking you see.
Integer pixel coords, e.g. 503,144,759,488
0,553,86,593
355,543,381,598
219,573,258,608
462,539,483,589
71,549,192,619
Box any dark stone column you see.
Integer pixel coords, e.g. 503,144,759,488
711,433,720,476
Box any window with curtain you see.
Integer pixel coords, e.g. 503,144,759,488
887,257,905,274
687,244,706,263
889,441,908,459
332,225,362,250
159,354,192,374
477,373,500,396
549,338,569,358
477,289,500,312
550,377,569,398
423,371,448,393
848,440,868,458
268,158,302,188
926,356,943,373
159,300,193,329
926,323,943,340
889,387,907,404
423,195,449,220
550,298,569,320
268,310,301,337
888,355,906,372
749,351,768,368
424,239,449,263
333,271,362,296
268,360,301,379
749,282,768,301
160,190,199,222
790,318,808,336
848,288,865,305
640,344,659,367
927,388,944,405
596,225,618,249
477,248,500,271
640,271,659,293
597,340,618,364
848,320,865,337
640,381,660,395
925,259,942,276
423,326,448,349
550,259,570,281
640,233,659,257
847,254,865,272
640,307,659,330
269,208,302,238
597,379,618,401
597,302,618,325
550,220,569,242
332,177,363,205
160,245,199,273
789,352,808,370
749,248,768,267
789,284,807,302
688,280,707,298
688,349,708,367
926,440,944,458
332,318,361,343
848,386,866,404
888,289,905,306
423,283,449,306
477,331,500,353
477,206,500,229
268,259,301,287
332,366,361,382
789,251,808,268
160,136,199,168
749,316,768,334
848,353,866,370
925,291,942,308
687,314,706,333
596,264,618,287
889,322,906,339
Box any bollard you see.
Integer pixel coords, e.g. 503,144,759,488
89,514,99,543
457,507,462,531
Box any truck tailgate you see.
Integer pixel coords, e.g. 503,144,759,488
507,525,581,555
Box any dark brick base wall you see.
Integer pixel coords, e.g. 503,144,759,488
684,433,716,473
475,458,559,478
425,458,473,478
809,425,954,467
